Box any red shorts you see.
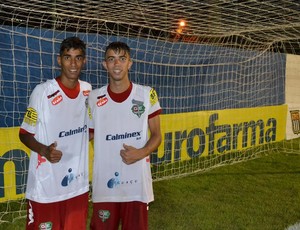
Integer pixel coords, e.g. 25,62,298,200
26,192,89,230
90,201,148,230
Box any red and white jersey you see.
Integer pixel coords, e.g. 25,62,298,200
21,79,91,203
88,83,161,203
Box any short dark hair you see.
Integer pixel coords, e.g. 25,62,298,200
60,37,86,56
105,41,130,57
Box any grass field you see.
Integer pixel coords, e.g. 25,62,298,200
1,151,300,229
149,152,300,230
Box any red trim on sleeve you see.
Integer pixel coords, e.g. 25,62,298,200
19,128,34,135
148,109,162,120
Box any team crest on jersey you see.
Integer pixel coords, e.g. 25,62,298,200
39,221,53,230
52,95,63,105
98,210,110,222
24,107,38,126
150,88,158,106
131,99,145,118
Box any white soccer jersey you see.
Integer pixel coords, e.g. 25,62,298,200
88,83,161,203
21,79,91,203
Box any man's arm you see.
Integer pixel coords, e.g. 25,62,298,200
89,129,94,141
120,115,162,165
19,132,62,163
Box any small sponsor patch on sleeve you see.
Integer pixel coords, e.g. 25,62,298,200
23,107,38,126
150,88,158,106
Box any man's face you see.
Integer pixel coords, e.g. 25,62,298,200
57,48,86,81
102,49,132,82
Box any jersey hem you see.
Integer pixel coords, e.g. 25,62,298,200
26,186,89,204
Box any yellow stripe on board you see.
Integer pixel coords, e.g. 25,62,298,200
155,105,287,163
0,127,29,202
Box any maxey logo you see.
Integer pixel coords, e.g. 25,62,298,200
61,168,74,186
107,172,120,188
107,172,138,189
61,168,85,187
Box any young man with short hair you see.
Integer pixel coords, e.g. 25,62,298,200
89,41,162,230
19,37,91,230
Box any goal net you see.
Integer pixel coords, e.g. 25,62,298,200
1,0,300,226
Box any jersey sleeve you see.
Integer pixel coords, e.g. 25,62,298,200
20,84,45,134
148,88,162,117
79,80,92,92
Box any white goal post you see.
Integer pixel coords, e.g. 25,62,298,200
1,0,300,226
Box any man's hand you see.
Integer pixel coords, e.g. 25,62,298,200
42,142,63,163
120,144,141,165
